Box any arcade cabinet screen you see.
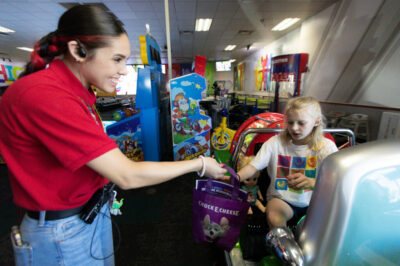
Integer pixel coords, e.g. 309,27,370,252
116,65,144,95
216,61,232,71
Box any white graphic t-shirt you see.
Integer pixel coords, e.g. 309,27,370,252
250,135,338,207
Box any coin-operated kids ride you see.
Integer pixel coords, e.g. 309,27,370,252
223,112,285,169
265,139,400,265
170,73,212,161
211,108,236,165
226,126,355,264
135,33,170,161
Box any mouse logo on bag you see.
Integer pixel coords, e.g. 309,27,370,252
201,215,230,241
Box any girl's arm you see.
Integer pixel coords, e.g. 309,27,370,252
237,164,258,182
87,148,227,190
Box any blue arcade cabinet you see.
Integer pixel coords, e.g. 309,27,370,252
135,34,171,161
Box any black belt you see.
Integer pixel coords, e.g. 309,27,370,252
26,183,114,221
26,204,86,221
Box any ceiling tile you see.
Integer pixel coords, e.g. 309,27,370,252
106,1,133,12
197,1,219,11
217,1,240,12
127,1,154,12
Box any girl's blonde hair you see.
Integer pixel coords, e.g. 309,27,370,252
237,155,255,171
280,96,325,151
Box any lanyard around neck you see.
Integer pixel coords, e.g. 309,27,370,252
77,96,105,132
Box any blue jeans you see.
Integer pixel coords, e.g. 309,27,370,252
12,203,114,266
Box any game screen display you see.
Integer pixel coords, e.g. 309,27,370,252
116,65,144,95
216,61,232,71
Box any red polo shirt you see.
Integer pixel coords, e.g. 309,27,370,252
0,60,117,211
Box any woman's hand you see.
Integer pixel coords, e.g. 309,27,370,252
286,172,315,191
203,157,227,179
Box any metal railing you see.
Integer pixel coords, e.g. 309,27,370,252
231,128,355,170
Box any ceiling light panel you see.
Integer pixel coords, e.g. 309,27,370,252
272,18,300,31
17,47,33,52
195,18,212,31
224,45,236,51
0,25,15,33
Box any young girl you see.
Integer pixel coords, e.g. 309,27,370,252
0,5,226,265
237,97,338,228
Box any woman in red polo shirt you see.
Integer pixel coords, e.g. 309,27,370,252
0,5,226,265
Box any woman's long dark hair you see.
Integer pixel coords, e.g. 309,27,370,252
20,4,126,77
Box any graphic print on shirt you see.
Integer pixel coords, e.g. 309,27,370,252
275,155,317,193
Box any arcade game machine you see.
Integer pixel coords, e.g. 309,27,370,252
106,113,144,162
170,73,212,161
105,33,170,162
135,33,171,161
270,53,308,112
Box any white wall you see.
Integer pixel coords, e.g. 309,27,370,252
239,2,337,93
214,70,233,83
354,31,400,107
238,0,400,108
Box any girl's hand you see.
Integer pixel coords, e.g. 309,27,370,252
286,172,315,190
203,157,227,179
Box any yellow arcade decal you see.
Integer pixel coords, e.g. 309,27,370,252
139,35,149,65
211,128,235,151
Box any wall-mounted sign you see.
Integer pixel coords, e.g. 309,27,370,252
0,62,25,86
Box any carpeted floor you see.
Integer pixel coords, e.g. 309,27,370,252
0,164,226,266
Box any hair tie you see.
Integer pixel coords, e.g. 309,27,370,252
47,43,59,54
51,35,59,45
31,42,47,70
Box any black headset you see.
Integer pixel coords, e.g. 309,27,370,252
74,39,86,58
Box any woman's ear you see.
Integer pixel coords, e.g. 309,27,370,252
66,40,84,63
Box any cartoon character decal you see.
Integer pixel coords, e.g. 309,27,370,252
201,215,230,241
173,93,195,117
170,73,212,160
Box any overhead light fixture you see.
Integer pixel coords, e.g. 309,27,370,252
230,59,236,63
180,30,194,36
17,47,34,52
224,45,236,51
239,0,256,3
0,25,15,34
195,18,212,32
272,18,300,31
238,30,253,36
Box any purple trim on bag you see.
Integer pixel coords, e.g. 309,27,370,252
206,164,241,201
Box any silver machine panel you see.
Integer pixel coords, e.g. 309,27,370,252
299,139,400,265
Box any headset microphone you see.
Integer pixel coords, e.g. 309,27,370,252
74,38,86,58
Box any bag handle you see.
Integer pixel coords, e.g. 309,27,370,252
205,164,241,201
